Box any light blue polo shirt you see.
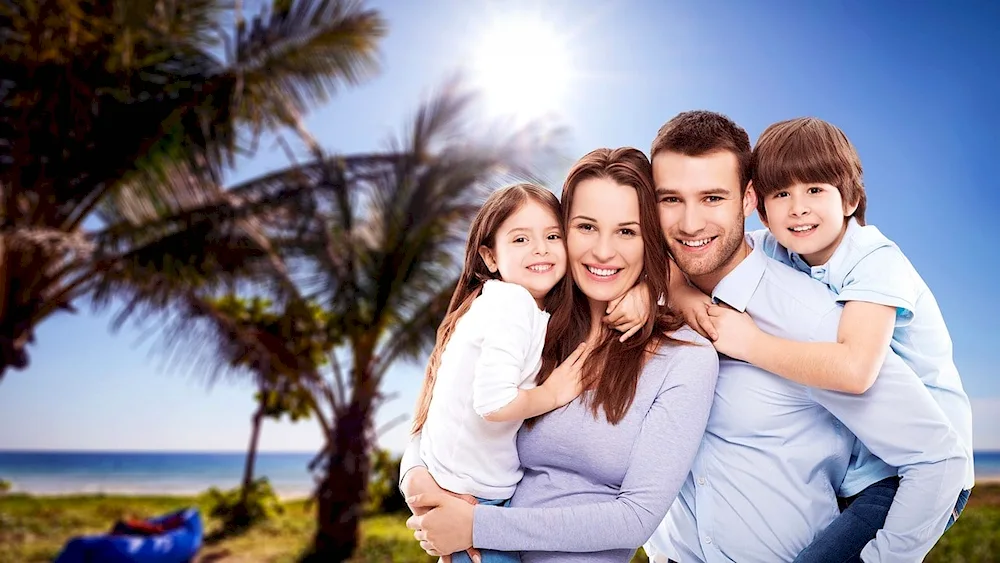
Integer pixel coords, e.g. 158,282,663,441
749,219,975,493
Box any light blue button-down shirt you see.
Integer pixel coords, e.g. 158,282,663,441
645,237,970,563
749,221,975,492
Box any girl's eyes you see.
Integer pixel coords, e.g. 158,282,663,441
547,233,562,240
513,236,527,243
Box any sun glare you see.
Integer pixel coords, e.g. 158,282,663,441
469,16,573,120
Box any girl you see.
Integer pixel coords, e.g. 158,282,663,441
409,183,591,563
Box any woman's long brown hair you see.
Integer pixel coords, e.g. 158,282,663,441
534,147,688,426
410,183,566,435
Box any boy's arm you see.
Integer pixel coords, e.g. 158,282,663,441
717,301,896,393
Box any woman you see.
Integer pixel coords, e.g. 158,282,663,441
401,147,719,562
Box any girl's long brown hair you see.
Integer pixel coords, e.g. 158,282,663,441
534,147,687,426
410,183,566,435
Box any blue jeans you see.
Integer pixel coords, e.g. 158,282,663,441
448,497,520,563
794,477,971,563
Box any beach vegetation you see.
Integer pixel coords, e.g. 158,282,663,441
2,486,996,562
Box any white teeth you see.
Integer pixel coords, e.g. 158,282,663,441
528,264,553,272
791,225,817,232
680,238,713,247
586,266,620,277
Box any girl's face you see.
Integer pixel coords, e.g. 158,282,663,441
479,199,567,307
566,177,645,305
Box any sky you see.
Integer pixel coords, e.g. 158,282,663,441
1,0,998,457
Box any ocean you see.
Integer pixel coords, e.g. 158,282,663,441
0,451,316,497
1,450,998,497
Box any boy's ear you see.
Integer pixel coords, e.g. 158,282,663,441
843,196,860,218
479,246,498,273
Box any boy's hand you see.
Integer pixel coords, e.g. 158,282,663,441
706,304,761,361
669,282,717,341
604,282,650,342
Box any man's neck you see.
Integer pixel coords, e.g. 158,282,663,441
689,240,752,296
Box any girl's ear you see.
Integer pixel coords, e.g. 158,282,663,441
479,246,498,273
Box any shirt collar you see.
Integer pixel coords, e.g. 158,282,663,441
711,236,767,313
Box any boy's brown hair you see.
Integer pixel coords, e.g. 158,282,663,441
650,110,753,193
751,117,867,224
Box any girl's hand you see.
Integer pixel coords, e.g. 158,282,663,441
543,341,592,408
670,282,717,341
406,492,477,558
603,282,651,342
706,304,761,361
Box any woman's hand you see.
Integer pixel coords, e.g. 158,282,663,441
400,467,481,562
669,282,717,341
603,282,651,342
406,491,477,559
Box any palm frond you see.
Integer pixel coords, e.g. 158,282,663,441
231,0,386,131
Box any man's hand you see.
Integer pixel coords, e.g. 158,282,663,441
706,304,761,361
604,282,651,342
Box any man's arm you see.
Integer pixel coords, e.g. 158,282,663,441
739,301,896,393
809,311,969,563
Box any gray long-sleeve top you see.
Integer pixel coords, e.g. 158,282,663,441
400,327,720,562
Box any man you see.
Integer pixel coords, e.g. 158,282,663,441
642,111,970,563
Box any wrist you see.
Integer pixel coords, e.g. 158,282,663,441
743,328,768,362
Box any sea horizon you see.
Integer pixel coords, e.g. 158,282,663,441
2,449,999,498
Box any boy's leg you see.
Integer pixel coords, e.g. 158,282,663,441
793,476,899,563
945,488,972,531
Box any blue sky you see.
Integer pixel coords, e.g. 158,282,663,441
1,0,998,456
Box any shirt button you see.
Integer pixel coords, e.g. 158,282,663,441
697,477,706,486
704,536,712,544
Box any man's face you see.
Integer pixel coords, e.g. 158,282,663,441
652,150,755,280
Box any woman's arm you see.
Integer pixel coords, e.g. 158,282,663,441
471,343,719,553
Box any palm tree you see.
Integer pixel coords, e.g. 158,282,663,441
227,80,564,561
200,294,321,526
0,0,386,380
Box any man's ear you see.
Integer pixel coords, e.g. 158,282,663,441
743,181,758,218
478,246,498,273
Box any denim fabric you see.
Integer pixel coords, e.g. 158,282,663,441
449,497,520,563
793,476,900,563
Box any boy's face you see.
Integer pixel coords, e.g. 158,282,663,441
759,181,859,266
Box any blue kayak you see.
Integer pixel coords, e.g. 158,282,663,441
53,507,203,563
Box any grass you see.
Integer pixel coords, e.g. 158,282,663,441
1,484,997,562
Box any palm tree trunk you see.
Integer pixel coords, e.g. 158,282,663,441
306,399,372,561
234,395,266,526
241,399,266,503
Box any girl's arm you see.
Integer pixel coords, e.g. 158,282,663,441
407,341,719,554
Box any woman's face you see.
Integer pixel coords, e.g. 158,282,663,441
566,177,645,305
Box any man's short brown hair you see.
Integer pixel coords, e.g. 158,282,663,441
751,117,867,224
650,110,752,192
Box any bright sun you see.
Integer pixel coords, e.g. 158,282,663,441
469,15,573,119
